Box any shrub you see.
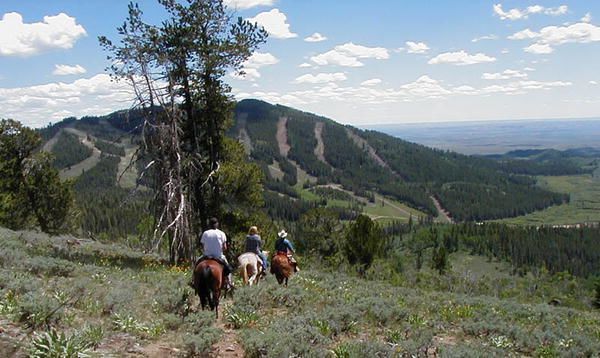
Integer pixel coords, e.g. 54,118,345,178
225,306,259,329
29,328,92,358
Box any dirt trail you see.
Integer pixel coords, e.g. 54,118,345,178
209,303,244,357
346,128,396,172
345,128,455,221
313,122,328,165
236,113,253,154
431,195,454,223
276,117,291,157
58,128,102,180
117,137,140,189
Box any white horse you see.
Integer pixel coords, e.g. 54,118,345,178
237,251,267,285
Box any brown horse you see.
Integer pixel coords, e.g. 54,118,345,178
192,259,223,318
270,253,294,286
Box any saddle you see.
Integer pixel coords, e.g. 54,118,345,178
196,256,231,275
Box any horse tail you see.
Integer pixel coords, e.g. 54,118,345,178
202,265,213,285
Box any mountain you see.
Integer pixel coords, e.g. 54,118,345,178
232,99,567,221
38,99,569,235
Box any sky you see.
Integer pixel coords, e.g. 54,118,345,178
0,0,600,128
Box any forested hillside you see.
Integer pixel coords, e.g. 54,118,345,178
233,99,567,222
38,99,574,235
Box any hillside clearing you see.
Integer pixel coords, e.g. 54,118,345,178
499,174,600,225
58,128,102,180
313,121,328,165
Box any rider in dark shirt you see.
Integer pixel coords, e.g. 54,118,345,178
245,226,268,271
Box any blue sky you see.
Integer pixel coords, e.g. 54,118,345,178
0,0,599,127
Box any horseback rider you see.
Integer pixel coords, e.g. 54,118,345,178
275,229,299,272
245,226,268,274
199,217,234,289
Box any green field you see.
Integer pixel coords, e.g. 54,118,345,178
500,174,600,225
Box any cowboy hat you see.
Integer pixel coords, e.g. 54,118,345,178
277,229,288,238
248,226,259,235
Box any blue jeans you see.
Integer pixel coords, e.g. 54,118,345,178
258,252,268,270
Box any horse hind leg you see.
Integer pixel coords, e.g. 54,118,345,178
199,289,208,311
213,288,221,319
248,265,257,285
240,266,249,285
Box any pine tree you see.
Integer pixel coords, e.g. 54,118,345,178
100,0,267,263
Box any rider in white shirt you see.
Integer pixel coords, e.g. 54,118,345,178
200,217,233,288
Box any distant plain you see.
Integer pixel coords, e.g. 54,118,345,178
366,118,600,155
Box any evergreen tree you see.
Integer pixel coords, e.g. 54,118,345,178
0,119,74,233
100,0,267,263
431,246,449,275
344,215,388,271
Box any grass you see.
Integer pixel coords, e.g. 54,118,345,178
364,193,426,223
231,264,600,357
500,174,600,225
0,227,215,356
296,184,426,223
1,227,599,356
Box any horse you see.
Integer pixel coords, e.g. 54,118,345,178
192,259,223,318
237,251,267,286
270,252,294,286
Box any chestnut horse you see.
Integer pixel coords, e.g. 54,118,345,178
271,253,294,286
192,259,223,318
237,252,265,286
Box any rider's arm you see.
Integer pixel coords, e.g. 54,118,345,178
285,239,295,253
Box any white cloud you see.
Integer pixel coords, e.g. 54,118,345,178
480,80,571,95
294,72,347,84
244,52,279,68
230,68,261,81
361,78,382,86
234,74,573,113
590,80,598,85
501,48,510,54
248,9,296,39
311,50,362,67
304,32,327,42
509,22,600,54
223,0,275,10
508,29,539,40
534,22,600,45
524,67,536,71
581,13,592,23
0,74,134,128
336,43,389,59
545,6,568,16
472,34,498,42
310,42,389,67
231,52,278,81
0,12,87,56
493,4,568,21
482,69,528,80
405,41,430,54
524,43,554,54
53,64,87,76
299,62,312,68
428,51,496,65
400,75,451,98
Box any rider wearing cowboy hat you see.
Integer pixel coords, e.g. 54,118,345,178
275,229,299,272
